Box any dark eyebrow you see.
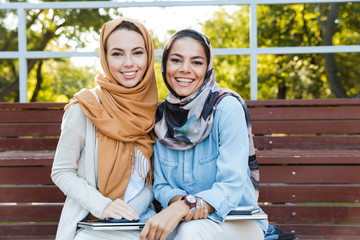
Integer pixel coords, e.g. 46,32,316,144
110,46,145,52
170,52,205,60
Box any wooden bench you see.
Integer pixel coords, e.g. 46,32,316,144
0,103,65,240
247,99,360,240
1,99,359,239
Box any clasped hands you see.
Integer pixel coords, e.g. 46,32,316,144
140,196,210,240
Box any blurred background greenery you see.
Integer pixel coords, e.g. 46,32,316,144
0,0,359,102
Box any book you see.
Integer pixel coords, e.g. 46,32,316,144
225,206,268,221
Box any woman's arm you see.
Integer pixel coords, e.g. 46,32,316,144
51,104,112,218
128,184,154,216
152,143,187,209
195,96,250,221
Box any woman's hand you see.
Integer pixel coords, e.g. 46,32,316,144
183,198,211,222
140,200,189,240
101,198,139,220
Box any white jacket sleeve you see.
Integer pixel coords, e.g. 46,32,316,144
51,104,111,219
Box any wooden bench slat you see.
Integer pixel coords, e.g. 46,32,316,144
252,120,360,134
246,98,360,107
0,167,53,184
259,185,360,203
0,110,64,123
261,205,360,223
0,205,62,222
0,186,65,203
0,102,65,109
276,224,360,237
0,235,55,240
257,149,360,164
249,106,360,120
297,235,360,240
254,135,360,149
0,124,61,137
260,165,360,184
0,152,55,166
0,138,58,151
0,223,57,236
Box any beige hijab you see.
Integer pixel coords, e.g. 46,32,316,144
65,17,158,200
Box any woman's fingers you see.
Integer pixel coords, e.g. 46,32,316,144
113,199,139,219
184,207,195,222
101,199,139,220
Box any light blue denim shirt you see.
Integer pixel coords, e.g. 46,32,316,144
153,96,268,232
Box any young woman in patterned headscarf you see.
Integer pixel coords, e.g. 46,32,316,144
140,29,268,240
51,17,158,240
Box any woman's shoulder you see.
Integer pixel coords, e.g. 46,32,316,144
63,103,87,122
216,95,244,114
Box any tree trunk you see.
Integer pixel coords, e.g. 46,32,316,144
277,80,287,99
30,61,43,102
323,3,348,98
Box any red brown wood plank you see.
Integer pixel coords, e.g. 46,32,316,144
0,186,65,203
0,167,53,184
0,103,65,109
0,152,55,166
249,106,360,120
260,165,360,184
246,98,360,107
0,223,57,236
259,185,360,203
0,110,63,123
0,236,55,240
297,235,360,240
252,120,360,134
0,205,62,222
261,205,360,223
276,224,360,237
254,136,360,150
0,138,59,151
256,149,360,164
0,123,61,137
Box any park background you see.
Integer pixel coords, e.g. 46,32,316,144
0,0,359,102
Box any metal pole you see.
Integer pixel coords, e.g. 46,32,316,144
249,3,258,100
18,7,28,103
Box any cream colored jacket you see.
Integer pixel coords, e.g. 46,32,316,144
51,103,153,240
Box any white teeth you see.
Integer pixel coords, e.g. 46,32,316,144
123,71,136,76
176,78,193,83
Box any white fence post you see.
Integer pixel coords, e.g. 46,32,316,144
17,7,28,103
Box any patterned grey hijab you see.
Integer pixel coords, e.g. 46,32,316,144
154,29,259,196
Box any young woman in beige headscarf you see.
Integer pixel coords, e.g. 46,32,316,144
51,17,158,240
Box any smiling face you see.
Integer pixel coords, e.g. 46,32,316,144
165,37,208,97
106,29,147,88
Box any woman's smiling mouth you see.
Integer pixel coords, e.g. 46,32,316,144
122,71,137,78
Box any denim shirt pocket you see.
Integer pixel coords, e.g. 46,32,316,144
198,152,219,165
158,155,179,168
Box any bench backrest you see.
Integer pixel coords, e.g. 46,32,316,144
0,103,65,237
1,99,359,238
247,99,360,237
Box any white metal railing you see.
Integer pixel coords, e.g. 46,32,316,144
1,0,360,102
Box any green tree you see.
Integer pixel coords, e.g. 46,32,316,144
202,3,360,99
0,0,115,102
202,7,251,99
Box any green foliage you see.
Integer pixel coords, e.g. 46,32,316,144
201,3,360,99
0,0,114,102
1,2,360,101
28,58,97,102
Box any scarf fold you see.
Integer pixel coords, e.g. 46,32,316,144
154,30,259,196
65,17,158,200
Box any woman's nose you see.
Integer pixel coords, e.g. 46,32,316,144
180,61,190,73
123,55,134,67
